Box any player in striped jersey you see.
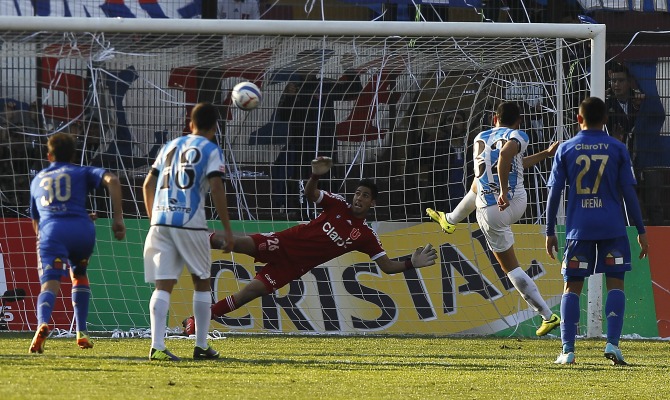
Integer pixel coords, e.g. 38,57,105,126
546,97,648,365
181,156,438,334
143,102,234,361
431,102,560,337
28,132,126,354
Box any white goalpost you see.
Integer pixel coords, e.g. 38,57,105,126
0,17,605,337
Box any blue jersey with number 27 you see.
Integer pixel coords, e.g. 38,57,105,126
547,129,636,240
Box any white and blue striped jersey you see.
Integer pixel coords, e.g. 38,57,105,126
150,134,226,229
473,127,529,208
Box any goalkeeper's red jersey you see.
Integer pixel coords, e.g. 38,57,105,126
253,190,385,269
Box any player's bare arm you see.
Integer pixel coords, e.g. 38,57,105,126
638,233,649,259
374,244,437,274
496,140,519,211
306,156,333,202
522,141,559,169
102,172,126,240
142,173,157,220
545,235,558,260
209,176,234,253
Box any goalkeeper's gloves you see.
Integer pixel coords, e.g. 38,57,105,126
311,156,333,176
409,244,437,268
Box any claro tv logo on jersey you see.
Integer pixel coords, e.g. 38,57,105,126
322,222,353,248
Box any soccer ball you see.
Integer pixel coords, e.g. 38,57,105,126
231,81,261,111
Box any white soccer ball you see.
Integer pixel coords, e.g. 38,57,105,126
231,81,261,111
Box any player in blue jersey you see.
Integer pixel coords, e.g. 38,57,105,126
431,102,560,336
546,97,648,365
28,132,125,354
143,102,234,361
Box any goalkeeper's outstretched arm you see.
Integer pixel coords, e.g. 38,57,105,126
305,156,333,202
374,244,437,274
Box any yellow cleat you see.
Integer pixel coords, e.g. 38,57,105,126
77,331,94,349
536,313,561,336
426,208,456,234
29,323,50,354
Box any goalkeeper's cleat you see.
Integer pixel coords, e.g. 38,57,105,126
193,345,220,360
536,313,561,336
150,348,181,361
77,331,94,349
29,323,50,354
554,352,576,365
182,316,195,336
425,208,456,234
604,343,628,366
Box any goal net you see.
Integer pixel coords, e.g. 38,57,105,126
0,17,605,337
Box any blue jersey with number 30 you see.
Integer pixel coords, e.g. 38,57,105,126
30,162,106,226
150,134,226,229
547,129,636,240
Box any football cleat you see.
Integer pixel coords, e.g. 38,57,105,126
554,352,576,365
536,313,561,336
604,343,628,366
29,323,50,354
182,316,195,336
426,208,456,234
150,348,181,361
77,331,94,349
194,345,220,360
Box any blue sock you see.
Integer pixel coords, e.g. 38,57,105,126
560,292,580,354
72,279,91,332
605,289,626,346
36,290,56,325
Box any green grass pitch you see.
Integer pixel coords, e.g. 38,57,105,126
1,334,668,399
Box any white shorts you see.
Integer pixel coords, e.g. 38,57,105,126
475,190,527,253
144,225,211,283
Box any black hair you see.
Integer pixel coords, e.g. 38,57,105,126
47,132,77,162
579,97,608,126
496,101,521,127
357,179,378,200
191,102,218,132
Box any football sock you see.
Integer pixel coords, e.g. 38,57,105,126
149,290,170,351
71,276,91,332
211,295,238,318
561,292,580,354
193,291,212,349
605,289,626,347
506,267,552,320
446,190,476,224
36,290,56,325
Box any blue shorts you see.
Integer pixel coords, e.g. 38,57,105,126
561,236,631,278
37,219,96,284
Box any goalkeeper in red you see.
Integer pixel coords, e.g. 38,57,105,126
546,97,648,365
183,156,437,333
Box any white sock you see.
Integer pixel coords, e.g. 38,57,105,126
506,267,552,320
149,290,170,350
193,291,212,349
446,190,477,224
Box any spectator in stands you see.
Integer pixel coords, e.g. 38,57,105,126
606,63,641,151
270,62,363,212
218,0,260,19
414,109,467,212
606,62,665,226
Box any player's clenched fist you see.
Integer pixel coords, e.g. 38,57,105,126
311,156,333,176
411,244,437,268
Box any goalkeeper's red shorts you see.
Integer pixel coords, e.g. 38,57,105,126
249,233,312,293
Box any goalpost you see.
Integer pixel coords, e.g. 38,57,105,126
0,17,605,337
